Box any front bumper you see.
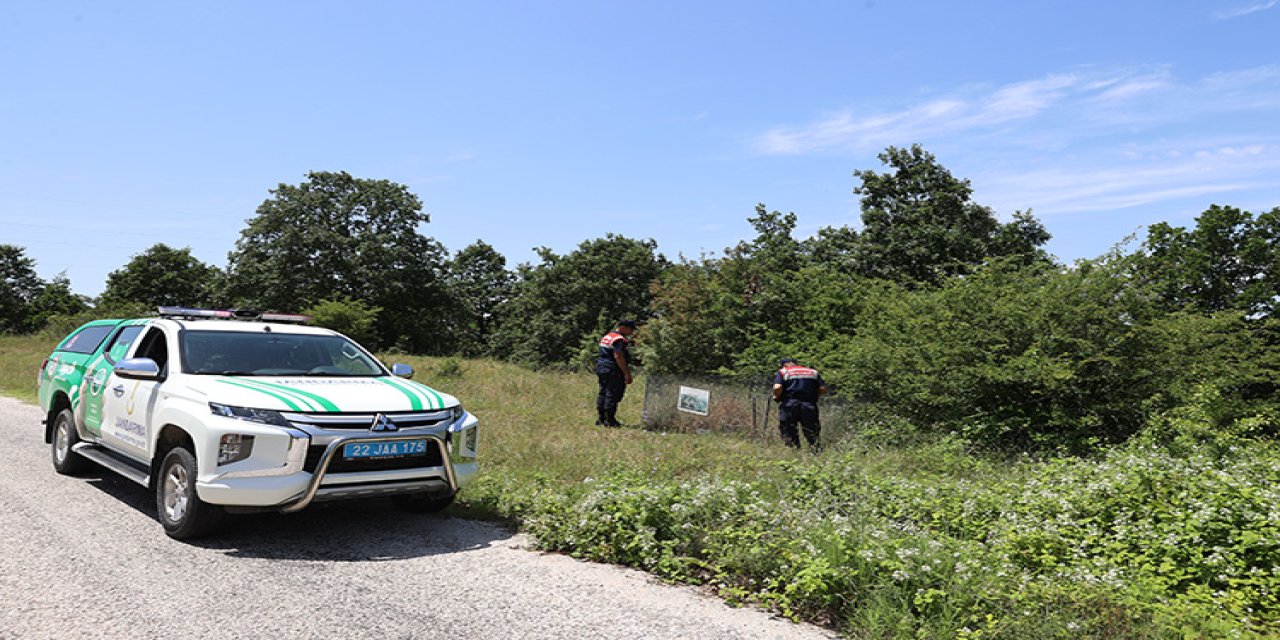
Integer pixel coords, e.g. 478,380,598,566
196,412,478,510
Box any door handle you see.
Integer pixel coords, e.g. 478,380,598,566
112,385,125,398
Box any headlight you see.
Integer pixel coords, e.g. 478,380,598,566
449,405,466,424
209,402,291,427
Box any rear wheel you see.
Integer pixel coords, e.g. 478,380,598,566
391,492,455,513
51,408,90,475
156,446,224,540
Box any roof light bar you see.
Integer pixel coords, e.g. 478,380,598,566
260,312,313,324
156,306,311,324
158,306,233,319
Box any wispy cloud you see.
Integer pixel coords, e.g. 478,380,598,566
1214,0,1278,20
755,64,1280,225
972,142,1280,216
752,66,1279,156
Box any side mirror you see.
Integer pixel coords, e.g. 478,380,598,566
391,363,414,379
115,357,162,380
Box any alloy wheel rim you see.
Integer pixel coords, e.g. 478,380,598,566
163,463,190,523
54,420,69,463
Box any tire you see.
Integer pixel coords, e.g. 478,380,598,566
51,408,90,475
391,491,455,513
155,446,224,540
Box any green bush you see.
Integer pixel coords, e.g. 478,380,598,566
303,297,381,347
516,427,1280,638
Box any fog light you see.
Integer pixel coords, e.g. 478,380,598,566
218,434,255,466
464,426,477,455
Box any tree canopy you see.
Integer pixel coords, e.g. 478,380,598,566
498,234,666,367
447,241,515,356
852,144,1050,284
99,243,220,309
0,244,48,333
223,171,452,352
1139,204,1280,317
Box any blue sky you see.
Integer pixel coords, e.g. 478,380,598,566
2,1,1277,297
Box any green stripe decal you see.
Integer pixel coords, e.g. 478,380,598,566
217,379,304,411
242,379,341,412
224,378,319,411
377,377,423,410
408,380,447,409
383,376,438,409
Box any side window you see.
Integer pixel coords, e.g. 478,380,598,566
103,326,145,364
58,324,115,354
133,328,170,374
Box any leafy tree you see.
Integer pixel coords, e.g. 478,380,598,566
99,243,220,309
223,171,453,353
852,144,1050,285
303,297,381,346
1139,205,1280,317
0,244,44,333
804,224,860,274
29,273,90,329
648,205,843,377
447,241,515,356
497,234,666,367
645,259,726,374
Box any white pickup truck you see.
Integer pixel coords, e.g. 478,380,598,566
38,307,478,539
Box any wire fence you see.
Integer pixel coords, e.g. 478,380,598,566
640,373,862,444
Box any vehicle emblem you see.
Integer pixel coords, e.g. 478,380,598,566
370,413,398,432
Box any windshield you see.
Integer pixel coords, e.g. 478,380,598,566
181,330,386,377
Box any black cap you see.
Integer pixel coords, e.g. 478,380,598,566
617,319,638,329
779,357,797,366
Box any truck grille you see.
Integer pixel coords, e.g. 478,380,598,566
303,442,445,473
282,410,451,431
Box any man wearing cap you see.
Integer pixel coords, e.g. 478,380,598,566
772,358,827,449
595,320,637,426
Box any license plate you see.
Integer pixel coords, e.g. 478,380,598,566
343,439,428,459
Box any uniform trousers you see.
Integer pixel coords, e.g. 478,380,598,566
596,364,627,421
778,400,820,449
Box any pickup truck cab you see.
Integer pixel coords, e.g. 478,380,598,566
38,307,478,539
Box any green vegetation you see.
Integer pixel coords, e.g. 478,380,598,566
0,334,55,403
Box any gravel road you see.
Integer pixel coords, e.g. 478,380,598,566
0,396,836,640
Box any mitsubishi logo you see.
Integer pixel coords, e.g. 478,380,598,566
370,413,399,432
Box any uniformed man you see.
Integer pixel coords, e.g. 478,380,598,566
772,358,827,449
595,320,637,427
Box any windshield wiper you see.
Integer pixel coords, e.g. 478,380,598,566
199,370,259,376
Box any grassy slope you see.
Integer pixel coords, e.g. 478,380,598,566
384,356,803,503
0,334,55,404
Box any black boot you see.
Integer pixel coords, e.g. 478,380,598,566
595,409,607,426
605,409,622,427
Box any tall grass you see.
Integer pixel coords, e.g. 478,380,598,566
0,334,56,404
382,355,807,517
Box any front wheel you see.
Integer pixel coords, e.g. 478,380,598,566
391,492,455,513
155,446,224,540
51,408,90,475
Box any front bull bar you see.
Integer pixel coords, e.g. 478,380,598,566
278,432,457,514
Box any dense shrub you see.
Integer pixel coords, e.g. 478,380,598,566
303,297,382,347
521,421,1280,638
650,253,1280,452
